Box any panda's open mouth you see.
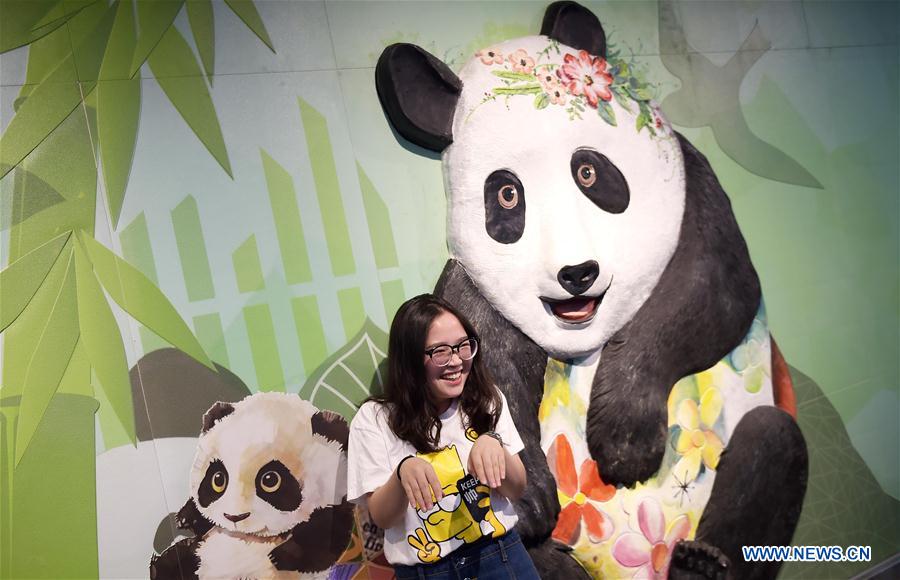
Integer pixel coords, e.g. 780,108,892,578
541,294,603,324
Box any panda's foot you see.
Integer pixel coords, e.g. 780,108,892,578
669,540,731,580
526,539,591,580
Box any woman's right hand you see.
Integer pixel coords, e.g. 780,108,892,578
398,457,443,511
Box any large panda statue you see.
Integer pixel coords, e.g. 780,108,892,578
375,2,808,578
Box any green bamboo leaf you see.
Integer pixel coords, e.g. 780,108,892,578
78,232,214,370
67,0,118,82
186,0,215,80
0,231,71,332
597,100,617,126
15,247,79,464
72,238,136,442
0,0,63,52
492,70,537,82
129,0,185,76
224,0,274,52
612,86,633,112
32,0,99,31
298,320,388,420
0,55,83,179
97,0,140,228
492,84,542,96
148,25,232,177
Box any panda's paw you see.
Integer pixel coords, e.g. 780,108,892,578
668,540,731,580
526,539,591,580
269,541,305,572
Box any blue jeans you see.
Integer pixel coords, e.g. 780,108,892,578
393,529,540,580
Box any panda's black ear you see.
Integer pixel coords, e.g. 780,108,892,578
201,401,235,433
375,43,461,152
541,1,607,58
311,410,349,451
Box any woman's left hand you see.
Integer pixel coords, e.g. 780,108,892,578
468,435,506,488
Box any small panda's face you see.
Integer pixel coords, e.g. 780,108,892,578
195,457,303,535
190,394,348,537
444,37,686,358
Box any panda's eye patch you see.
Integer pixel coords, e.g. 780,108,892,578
570,149,629,214
255,460,302,511
484,169,526,244
198,459,228,507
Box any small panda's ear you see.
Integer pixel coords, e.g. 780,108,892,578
541,1,607,58
311,410,349,451
201,401,235,433
375,43,461,152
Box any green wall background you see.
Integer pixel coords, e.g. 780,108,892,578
1,0,897,578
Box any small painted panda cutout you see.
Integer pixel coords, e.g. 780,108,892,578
150,394,353,579
376,2,807,579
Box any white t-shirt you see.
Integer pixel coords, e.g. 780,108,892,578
347,392,524,566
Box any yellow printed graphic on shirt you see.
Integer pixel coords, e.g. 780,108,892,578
406,445,506,563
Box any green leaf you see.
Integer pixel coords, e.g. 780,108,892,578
612,86,633,112
0,0,64,52
0,55,83,179
0,231,71,332
32,0,99,32
186,0,215,80
492,84,542,96
491,70,537,82
73,238,135,442
597,100,617,126
14,247,80,464
148,25,232,177
298,320,388,420
66,0,118,82
534,92,550,110
79,232,214,370
636,111,650,133
97,0,140,228
224,0,274,52
129,0,185,76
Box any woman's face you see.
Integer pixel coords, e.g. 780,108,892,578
423,311,473,413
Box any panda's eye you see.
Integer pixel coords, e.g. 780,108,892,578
497,184,518,209
576,163,597,188
260,471,281,493
211,471,228,493
570,149,629,214
484,169,526,244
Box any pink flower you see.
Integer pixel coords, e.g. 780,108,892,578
475,48,504,65
547,84,567,106
557,50,613,107
507,49,535,74
612,498,690,579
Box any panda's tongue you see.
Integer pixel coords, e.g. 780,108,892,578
550,297,598,322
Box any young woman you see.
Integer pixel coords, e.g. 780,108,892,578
347,294,539,579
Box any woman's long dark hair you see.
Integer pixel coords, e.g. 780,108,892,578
373,294,501,453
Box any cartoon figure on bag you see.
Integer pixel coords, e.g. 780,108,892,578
375,1,808,578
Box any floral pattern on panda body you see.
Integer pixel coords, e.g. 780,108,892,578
538,304,775,579
473,40,672,137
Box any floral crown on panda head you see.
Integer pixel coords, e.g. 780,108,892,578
473,39,671,138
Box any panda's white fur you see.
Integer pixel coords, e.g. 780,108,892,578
189,393,347,578
443,36,685,358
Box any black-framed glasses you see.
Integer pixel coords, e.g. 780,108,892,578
424,337,478,367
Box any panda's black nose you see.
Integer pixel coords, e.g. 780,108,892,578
558,261,599,296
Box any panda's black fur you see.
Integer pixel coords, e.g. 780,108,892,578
377,2,808,578
149,396,353,579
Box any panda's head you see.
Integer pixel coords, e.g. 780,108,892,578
189,393,348,537
377,2,686,358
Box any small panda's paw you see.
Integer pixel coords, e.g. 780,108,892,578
526,539,590,580
669,540,731,580
269,541,305,572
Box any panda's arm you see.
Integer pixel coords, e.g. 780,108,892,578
435,259,559,541
586,133,762,486
269,500,355,572
149,536,201,580
174,498,213,537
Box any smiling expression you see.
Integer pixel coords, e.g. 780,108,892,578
423,311,474,413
